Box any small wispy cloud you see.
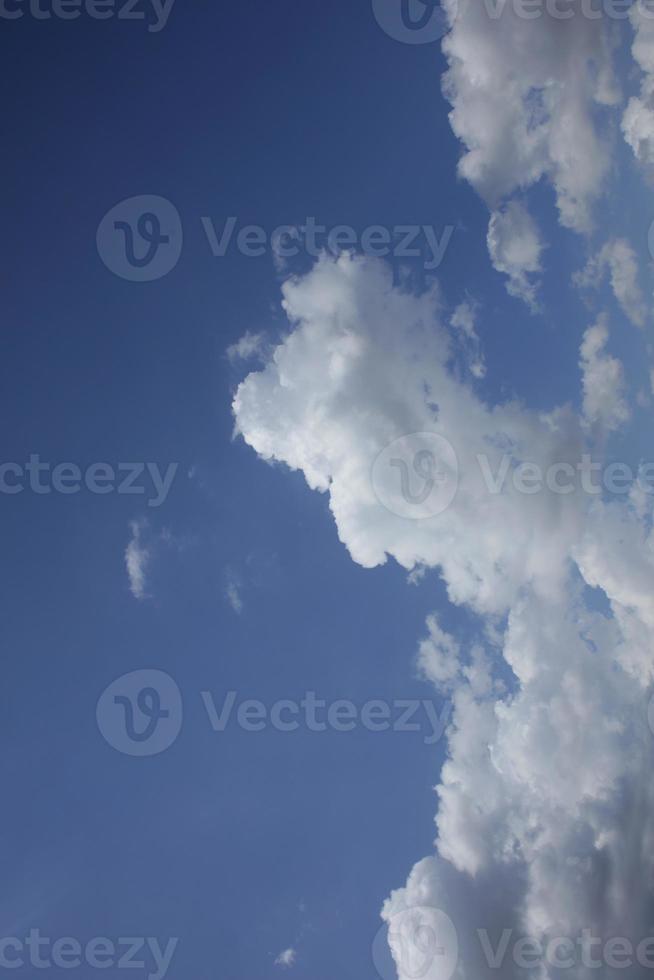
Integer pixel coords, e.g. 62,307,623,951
274,948,296,969
125,520,150,600
225,568,244,614
226,331,267,365
574,238,646,329
450,299,486,379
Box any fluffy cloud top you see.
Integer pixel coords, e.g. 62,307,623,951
233,252,654,980
234,254,588,614
232,10,654,974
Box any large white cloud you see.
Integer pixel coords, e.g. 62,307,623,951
234,254,588,614
233,252,654,980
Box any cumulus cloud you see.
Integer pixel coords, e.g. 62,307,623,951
575,240,647,329
234,254,584,614
233,253,654,980
486,202,544,309
441,0,619,232
125,520,150,601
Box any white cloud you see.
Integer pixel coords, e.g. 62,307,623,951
575,239,647,328
225,568,244,614
234,254,583,615
416,615,462,690
226,331,268,364
579,315,630,432
486,201,543,309
441,0,619,232
623,95,654,165
233,253,654,980
274,948,297,968
125,520,150,601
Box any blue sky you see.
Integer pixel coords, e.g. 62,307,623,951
4,2,654,980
